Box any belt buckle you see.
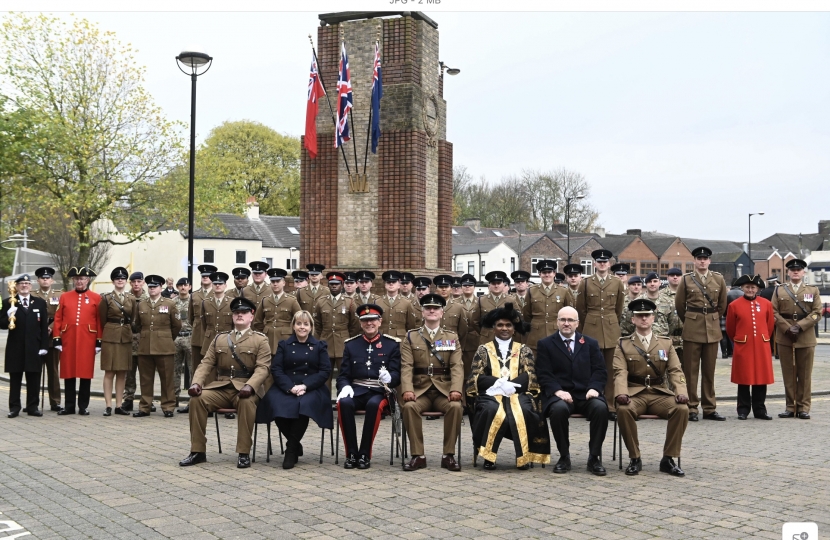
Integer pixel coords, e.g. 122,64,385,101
645,375,651,388
701,307,708,315
427,364,434,377
230,366,234,380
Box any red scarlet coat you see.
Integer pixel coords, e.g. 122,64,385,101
726,296,775,385
53,289,102,379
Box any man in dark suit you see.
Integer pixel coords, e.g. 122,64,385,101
536,305,608,475
1,274,51,417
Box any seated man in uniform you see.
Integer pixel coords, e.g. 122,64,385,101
336,304,401,470
614,299,689,477
400,294,464,472
180,297,272,469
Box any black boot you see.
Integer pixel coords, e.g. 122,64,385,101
283,440,298,470
120,399,133,412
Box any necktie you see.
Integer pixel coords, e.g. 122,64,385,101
429,329,436,340
564,339,573,354
22,298,28,308
312,287,317,295
236,331,242,340
600,278,605,285
641,336,649,349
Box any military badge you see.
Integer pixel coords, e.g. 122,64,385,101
658,349,667,361
159,306,169,313
50,297,59,305
804,294,814,302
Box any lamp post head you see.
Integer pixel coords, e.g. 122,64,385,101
439,61,461,76
176,49,213,76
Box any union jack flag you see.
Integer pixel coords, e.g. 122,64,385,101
335,42,353,148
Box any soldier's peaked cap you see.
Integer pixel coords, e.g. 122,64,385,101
232,267,251,278
591,249,613,261
786,259,807,270
554,273,566,283
291,270,309,281
327,271,346,283
267,268,288,280
400,272,415,283
210,271,229,284
535,260,557,273
628,298,656,314
35,267,55,278
145,274,165,287
356,303,383,320
419,293,445,308
485,270,509,283
563,264,583,275
382,270,403,282
611,263,630,274
343,272,358,283
460,274,477,285
356,270,376,281
691,246,712,258
231,297,256,312
197,264,217,276
110,267,129,280
511,270,531,282
306,263,325,275
413,276,432,288
433,274,453,287
249,261,270,273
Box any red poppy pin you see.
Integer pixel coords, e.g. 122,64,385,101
579,337,585,344
377,342,382,349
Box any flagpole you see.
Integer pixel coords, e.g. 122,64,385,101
309,34,351,176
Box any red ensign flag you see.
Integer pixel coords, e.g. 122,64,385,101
304,54,326,158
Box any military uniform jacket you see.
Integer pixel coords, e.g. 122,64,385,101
401,327,464,399
376,295,419,339
356,292,380,306
243,282,270,307
193,329,272,398
658,288,683,349
523,284,574,349
313,294,360,358
575,275,625,349
253,293,302,353
189,288,212,349
450,296,481,352
133,297,182,355
31,288,62,334
613,335,686,398
478,293,520,345
441,302,468,343
337,333,402,397
0,295,50,373
228,286,247,300
200,295,234,351
174,296,191,333
98,291,137,344
675,271,727,344
772,282,822,348
297,285,326,313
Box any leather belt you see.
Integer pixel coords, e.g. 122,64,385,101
628,375,665,387
107,318,127,324
217,368,250,379
686,306,716,315
414,367,449,376
778,313,800,320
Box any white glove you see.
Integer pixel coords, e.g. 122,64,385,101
337,385,354,402
486,380,505,397
7,306,17,317
501,379,521,396
55,345,62,352
38,349,47,356
95,347,102,353
378,367,392,384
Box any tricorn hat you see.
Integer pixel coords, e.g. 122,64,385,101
67,266,97,278
482,302,528,334
734,274,765,289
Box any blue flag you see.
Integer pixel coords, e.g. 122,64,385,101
370,41,383,153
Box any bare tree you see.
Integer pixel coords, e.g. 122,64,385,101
524,168,599,232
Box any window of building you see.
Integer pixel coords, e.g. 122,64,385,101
456,262,463,272
686,263,695,273
203,249,215,264
468,261,475,275
641,262,658,275
510,257,516,273
530,257,542,276
660,262,669,276
580,259,593,275
672,262,682,270
236,250,246,264
493,231,504,237
620,260,637,275
287,226,299,235
263,257,272,267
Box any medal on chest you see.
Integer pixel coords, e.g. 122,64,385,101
804,294,814,302
159,305,169,314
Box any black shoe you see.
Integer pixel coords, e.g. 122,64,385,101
26,409,43,417
344,454,357,469
132,411,150,417
297,442,303,457
237,453,251,468
688,412,699,422
659,456,685,477
587,456,606,476
482,460,496,470
553,456,571,474
177,405,189,414
50,404,63,412
114,407,129,416
7,410,20,418
163,411,174,418
103,407,112,417
778,411,795,418
755,413,773,420
737,413,747,420
120,400,133,412
608,412,617,421
703,412,726,421
517,464,530,470
58,408,75,415
179,452,206,466
283,449,298,470
78,409,89,415
798,412,811,419
150,404,157,412
357,456,371,469
225,412,236,420
625,458,642,476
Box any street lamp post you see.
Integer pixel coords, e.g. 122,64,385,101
748,212,764,275
565,193,585,264
176,49,213,289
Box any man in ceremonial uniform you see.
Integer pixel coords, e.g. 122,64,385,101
313,271,360,387
228,267,251,299
773,259,822,419
336,304,402,469
675,246,728,422
356,270,380,305
511,270,531,309
659,267,685,359
376,271,420,340
343,271,358,298
619,276,645,337
180,264,215,414
478,271,518,345
180,297,272,469
122,272,149,412
2,274,50,417
455,274,481,379
400,272,416,302
253,268,301,354
297,263,326,312
132,275,182,417
400,294,464,471
31,266,63,411
172,278,192,409
564,263,583,303
433,275,468,339
522,261,573,353
243,261,270,306
575,249,625,416
614,299,689,477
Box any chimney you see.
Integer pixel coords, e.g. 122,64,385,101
592,227,606,238
465,218,481,233
819,220,830,236
246,196,260,220
626,229,642,237
510,222,526,234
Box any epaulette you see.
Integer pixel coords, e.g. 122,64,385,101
217,330,231,336
441,329,459,336
252,331,267,337
344,334,361,343
711,271,722,276
383,333,401,342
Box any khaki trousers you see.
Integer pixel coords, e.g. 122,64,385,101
617,390,688,459
778,345,815,413
189,386,260,454
682,341,719,414
45,348,62,407
137,354,175,413
402,386,463,456
602,348,616,413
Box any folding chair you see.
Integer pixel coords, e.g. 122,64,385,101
400,410,462,467
214,407,273,463
334,400,398,465
277,423,336,464
616,414,681,469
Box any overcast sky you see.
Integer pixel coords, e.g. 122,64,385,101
17,9,830,243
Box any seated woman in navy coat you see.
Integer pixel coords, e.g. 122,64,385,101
257,310,333,469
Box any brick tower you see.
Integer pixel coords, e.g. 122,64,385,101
300,12,453,277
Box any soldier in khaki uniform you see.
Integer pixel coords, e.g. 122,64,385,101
612,263,630,294
172,278,192,409
675,246,728,421
773,259,822,419
189,264,215,376
122,272,150,411
400,272,416,303
521,261,573,353
313,272,360,388
291,270,308,296
400,294,464,472
410,276,431,326
659,267,685,358
614,299,689,477
228,267,251,299
31,266,63,411
355,270,380,305
450,276,463,299
132,275,182,417
575,249,625,415
253,268,301,354
433,275,468,340
452,273,481,379
243,261,270,306
478,271,519,345
343,271,358,299
98,267,137,416
511,270,531,310
377,271,420,340
564,263,582,303
296,263,327,312
180,297,272,469
619,276,645,337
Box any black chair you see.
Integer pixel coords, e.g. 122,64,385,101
277,424,335,464
616,414,680,469
214,407,274,463
334,400,399,465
